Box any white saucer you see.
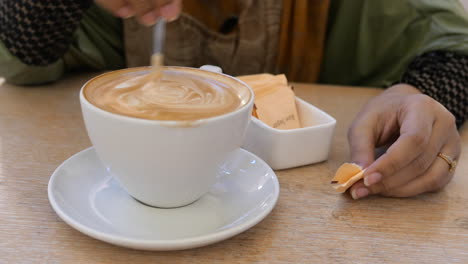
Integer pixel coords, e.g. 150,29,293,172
48,147,279,251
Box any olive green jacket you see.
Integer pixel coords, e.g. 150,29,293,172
1,0,467,87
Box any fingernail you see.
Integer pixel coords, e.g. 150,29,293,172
351,188,370,200
140,11,159,26
166,15,179,22
364,172,382,187
116,6,134,18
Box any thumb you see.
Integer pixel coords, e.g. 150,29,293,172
347,116,377,168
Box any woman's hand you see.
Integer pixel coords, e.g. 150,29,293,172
347,84,461,199
95,0,182,25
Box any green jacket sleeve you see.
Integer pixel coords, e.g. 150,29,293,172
0,41,65,85
0,5,125,85
320,0,468,87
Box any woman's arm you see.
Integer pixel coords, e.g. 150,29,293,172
399,50,467,128
0,1,125,85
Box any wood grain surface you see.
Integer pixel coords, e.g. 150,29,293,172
0,73,467,264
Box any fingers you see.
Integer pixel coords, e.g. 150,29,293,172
351,128,461,199
351,153,452,199
365,116,448,194
386,160,453,197
126,0,158,25
96,0,181,26
95,0,134,18
349,180,369,200
363,96,435,186
348,113,377,168
380,134,460,197
159,0,182,21
127,0,177,25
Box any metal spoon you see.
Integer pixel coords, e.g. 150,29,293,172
150,19,166,80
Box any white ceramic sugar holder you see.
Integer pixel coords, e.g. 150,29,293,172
199,65,337,170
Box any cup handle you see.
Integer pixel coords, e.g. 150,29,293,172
200,65,223,74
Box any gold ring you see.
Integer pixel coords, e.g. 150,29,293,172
437,152,457,172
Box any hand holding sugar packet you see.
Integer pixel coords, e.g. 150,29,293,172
238,74,301,130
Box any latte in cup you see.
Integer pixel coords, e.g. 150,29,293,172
83,67,248,121
80,66,254,208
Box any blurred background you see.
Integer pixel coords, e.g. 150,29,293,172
0,0,467,87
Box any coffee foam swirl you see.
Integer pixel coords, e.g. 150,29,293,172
84,68,245,121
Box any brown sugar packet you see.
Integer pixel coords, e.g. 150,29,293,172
331,163,366,193
238,74,301,129
239,74,286,96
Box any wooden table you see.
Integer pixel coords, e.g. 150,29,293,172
1,73,467,263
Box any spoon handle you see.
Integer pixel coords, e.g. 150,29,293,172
152,18,166,58
151,19,166,80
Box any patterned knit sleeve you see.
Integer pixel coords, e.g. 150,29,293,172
399,50,467,128
0,0,93,66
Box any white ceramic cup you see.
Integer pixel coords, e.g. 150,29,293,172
80,66,254,208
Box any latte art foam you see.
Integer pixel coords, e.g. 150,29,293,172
84,69,244,121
